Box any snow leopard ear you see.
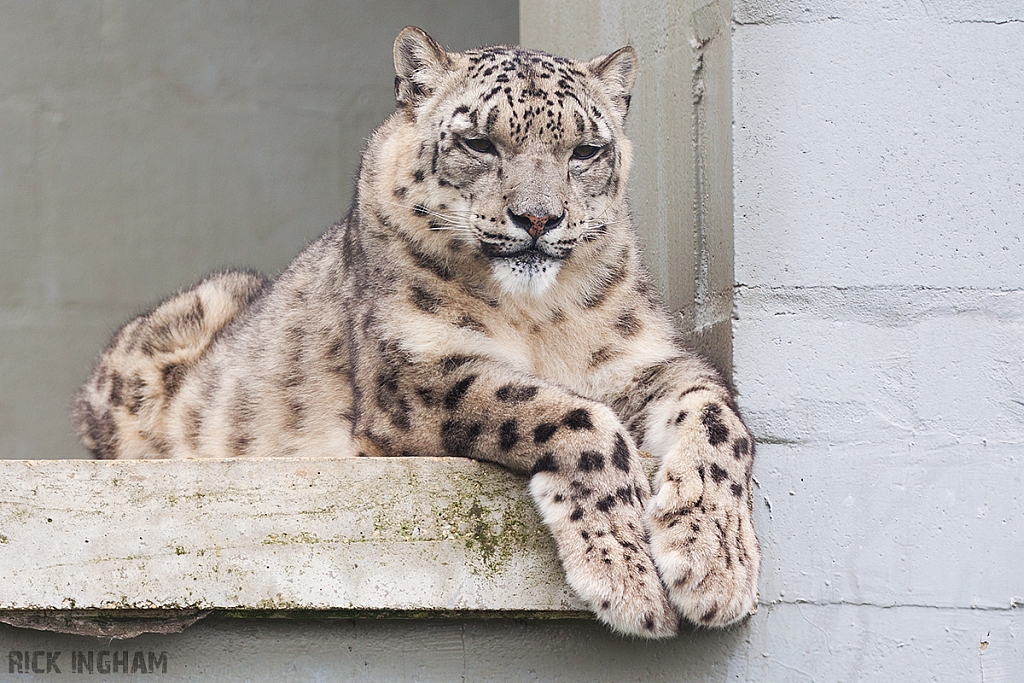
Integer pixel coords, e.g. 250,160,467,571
394,26,453,107
587,46,638,117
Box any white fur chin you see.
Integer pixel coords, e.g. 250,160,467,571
491,255,562,297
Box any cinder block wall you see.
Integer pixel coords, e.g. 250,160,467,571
733,0,1024,678
0,1,518,460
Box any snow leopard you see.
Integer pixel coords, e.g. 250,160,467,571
74,27,760,638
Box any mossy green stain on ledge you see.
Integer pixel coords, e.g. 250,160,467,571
262,531,323,546
351,464,555,576
436,494,547,576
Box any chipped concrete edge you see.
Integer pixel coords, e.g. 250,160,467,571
0,607,596,639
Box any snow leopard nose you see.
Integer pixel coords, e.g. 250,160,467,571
508,210,565,239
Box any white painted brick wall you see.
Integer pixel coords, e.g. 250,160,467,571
734,0,1024,678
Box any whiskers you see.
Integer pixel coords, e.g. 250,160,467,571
412,204,478,240
579,205,624,242
408,201,623,248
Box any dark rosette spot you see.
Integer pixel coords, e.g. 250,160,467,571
612,433,631,472
410,285,443,313
702,403,730,445
441,420,482,456
561,408,594,431
533,422,558,444
499,419,520,451
108,373,124,407
615,310,642,337
439,355,476,374
577,450,604,472
443,374,477,410
495,384,539,403
529,452,559,476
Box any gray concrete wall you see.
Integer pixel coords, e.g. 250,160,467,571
732,0,1024,679
0,1,518,460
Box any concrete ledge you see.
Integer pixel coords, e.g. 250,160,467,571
0,457,662,635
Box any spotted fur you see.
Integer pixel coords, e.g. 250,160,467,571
74,27,759,638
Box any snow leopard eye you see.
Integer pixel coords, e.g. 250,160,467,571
571,144,601,160
463,137,497,154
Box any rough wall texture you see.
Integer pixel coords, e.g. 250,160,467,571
733,0,1024,679
0,1,518,460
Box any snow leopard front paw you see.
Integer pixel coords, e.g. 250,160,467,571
582,521,679,638
644,408,760,628
530,466,678,639
564,500,680,638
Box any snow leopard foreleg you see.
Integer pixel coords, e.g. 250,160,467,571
611,358,760,628
354,354,678,638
